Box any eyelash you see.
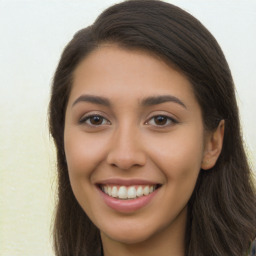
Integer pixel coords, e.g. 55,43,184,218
79,114,111,126
79,114,178,128
145,115,178,127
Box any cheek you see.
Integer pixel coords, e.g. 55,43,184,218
145,126,204,205
63,129,109,206
144,130,203,225
64,129,108,176
146,127,204,175
64,129,109,214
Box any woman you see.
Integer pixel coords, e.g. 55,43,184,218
49,1,256,255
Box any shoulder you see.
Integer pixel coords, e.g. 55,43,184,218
248,238,256,256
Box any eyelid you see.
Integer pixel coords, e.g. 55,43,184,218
79,112,111,126
145,113,179,127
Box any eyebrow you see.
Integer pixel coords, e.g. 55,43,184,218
72,95,110,107
141,95,187,109
72,94,186,109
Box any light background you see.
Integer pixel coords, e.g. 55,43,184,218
0,0,255,255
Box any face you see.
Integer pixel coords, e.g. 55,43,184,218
64,45,208,246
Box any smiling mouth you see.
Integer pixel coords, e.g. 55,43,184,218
98,184,162,200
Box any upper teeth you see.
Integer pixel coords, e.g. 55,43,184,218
101,185,156,200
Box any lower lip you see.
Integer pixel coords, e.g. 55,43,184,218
97,186,159,213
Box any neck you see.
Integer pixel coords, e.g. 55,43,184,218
101,207,187,256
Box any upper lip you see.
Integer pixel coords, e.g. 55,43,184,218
95,178,161,186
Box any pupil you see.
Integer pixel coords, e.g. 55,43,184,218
155,116,167,125
91,116,103,125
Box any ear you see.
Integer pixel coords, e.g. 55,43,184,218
201,120,225,170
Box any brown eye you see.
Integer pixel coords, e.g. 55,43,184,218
146,115,177,127
89,116,104,125
79,115,110,126
154,116,168,125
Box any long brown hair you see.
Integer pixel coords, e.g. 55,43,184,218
49,1,256,255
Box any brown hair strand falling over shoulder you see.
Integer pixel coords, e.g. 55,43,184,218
49,1,256,255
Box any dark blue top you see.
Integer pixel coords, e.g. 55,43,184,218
248,238,256,256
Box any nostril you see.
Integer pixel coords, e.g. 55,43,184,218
107,149,147,170
107,156,145,170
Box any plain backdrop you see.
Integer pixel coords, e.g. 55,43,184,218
0,1,255,255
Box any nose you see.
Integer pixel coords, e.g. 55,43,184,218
106,125,146,170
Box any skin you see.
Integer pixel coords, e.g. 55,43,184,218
64,45,224,256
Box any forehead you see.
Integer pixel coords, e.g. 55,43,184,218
69,45,199,110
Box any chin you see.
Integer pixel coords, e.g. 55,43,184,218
101,224,158,245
